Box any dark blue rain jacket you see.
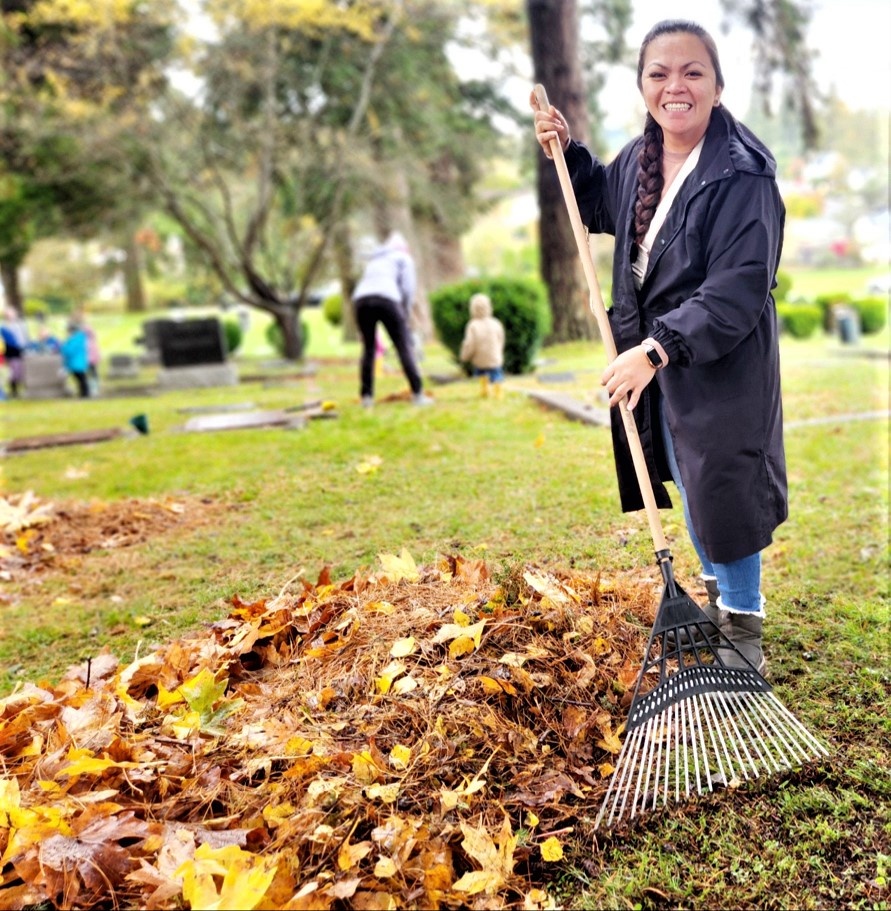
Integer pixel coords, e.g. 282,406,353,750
564,105,787,564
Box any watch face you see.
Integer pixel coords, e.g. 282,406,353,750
645,346,662,368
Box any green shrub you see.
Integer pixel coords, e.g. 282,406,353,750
773,270,792,302
322,293,343,327
222,319,243,354
850,297,887,335
429,276,551,375
265,317,310,357
814,292,851,332
777,302,822,339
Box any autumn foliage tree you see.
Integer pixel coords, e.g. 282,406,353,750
0,0,175,313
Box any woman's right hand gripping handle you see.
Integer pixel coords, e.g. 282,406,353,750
529,91,571,159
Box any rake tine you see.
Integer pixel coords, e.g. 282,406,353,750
767,694,830,758
631,715,659,818
710,691,755,781
598,724,640,828
671,705,681,803
727,691,781,774
747,694,807,768
698,692,731,784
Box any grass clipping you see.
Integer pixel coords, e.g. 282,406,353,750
0,549,658,910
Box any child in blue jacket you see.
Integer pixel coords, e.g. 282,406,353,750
61,321,90,398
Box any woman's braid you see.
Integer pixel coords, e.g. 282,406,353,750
634,114,664,245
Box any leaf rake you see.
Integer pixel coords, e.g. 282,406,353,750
531,84,829,829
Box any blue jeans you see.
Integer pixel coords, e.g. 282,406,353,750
660,401,764,615
473,366,504,382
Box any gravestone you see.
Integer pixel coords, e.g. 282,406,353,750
155,318,238,390
106,353,140,380
135,319,164,365
157,318,226,367
22,353,68,399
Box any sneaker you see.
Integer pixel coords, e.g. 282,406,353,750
412,393,434,406
361,396,374,409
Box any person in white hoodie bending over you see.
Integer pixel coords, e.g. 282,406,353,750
459,293,506,398
351,232,432,407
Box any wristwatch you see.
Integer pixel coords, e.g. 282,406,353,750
641,341,664,370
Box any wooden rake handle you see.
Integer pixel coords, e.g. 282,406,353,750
532,83,669,556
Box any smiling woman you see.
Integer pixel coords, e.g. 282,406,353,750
533,17,788,676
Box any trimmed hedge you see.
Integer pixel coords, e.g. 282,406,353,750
265,318,310,357
322,293,343,327
777,302,822,339
851,297,887,335
222,320,243,354
429,277,551,375
773,270,792,302
814,292,851,332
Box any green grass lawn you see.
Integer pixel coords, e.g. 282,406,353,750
1,280,889,909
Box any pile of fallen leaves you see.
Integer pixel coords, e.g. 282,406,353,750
0,491,221,582
0,541,661,910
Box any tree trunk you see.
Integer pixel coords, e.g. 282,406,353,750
527,0,598,342
123,231,146,313
333,221,358,343
273,307,304,360
0,260,23,314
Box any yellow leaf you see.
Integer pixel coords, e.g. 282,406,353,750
453,609,471,626
434,619,486,647
534,433,546,448
453,869,504,895
439,788,461,810
377,548,419,582
365,600,396,614
356,455,383,474
478,675,517,696
177,843,278,911
165,709,201,739
598,762,615,777
525,811,539,827
338,839,373,871
364,782,400,803
352,751,380,784
459,814,516,883
596,721,624,754
449,635,476,659
541,836,564,862
285,736,314,756
523,570,579,604
389,744,412,770
390,636,416,657
478,676,503,694
156,682,184,708
374,856,398,878
58,753,137,779
263,803,295,827
375,659,406,695
133,615,153,627
391,675,418,695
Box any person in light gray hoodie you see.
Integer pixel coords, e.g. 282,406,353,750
351,232,432,407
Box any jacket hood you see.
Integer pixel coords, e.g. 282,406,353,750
716,106,777,179
470,293,492,319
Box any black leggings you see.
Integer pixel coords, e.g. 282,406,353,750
354,296,422,398
71,371,90,398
